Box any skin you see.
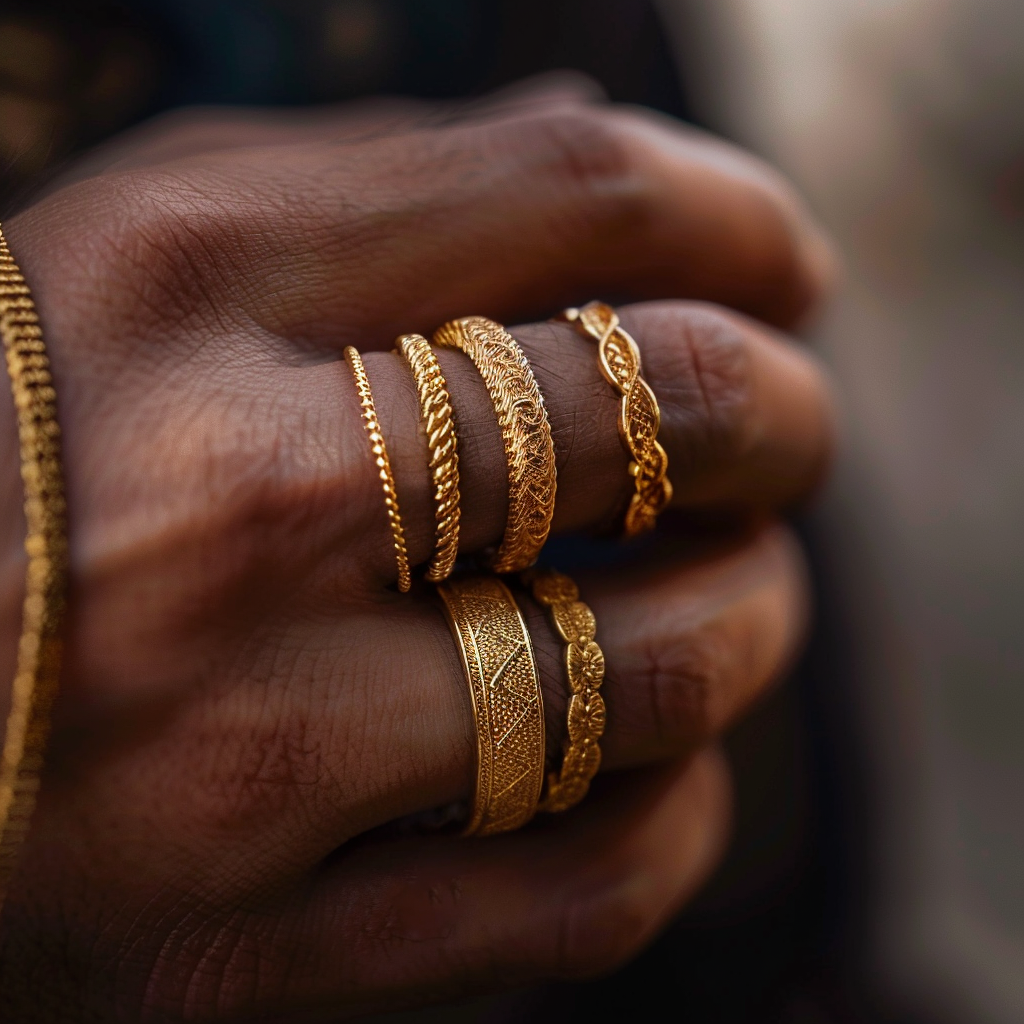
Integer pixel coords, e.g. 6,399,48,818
0,78,836,1021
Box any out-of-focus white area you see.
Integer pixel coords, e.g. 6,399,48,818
657,2,1024,1022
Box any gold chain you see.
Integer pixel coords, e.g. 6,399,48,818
437,574,545,835
433,317,556,572
559,302,672,535
396,335,460,582
344,347,411,593
0,224,68,908
523,568,606,814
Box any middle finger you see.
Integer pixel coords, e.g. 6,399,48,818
345,299,833,589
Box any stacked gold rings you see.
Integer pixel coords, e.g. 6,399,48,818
344,300,669,834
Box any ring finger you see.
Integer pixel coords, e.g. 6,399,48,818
147,522,805,873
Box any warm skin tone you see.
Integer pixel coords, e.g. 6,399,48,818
0,78,835,1021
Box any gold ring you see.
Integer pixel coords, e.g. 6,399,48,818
396,334,460,582
0,224,69,907
437,573,545,835
559,302,672,535
433,317,556,573
523,568,606,813
344,346,412,592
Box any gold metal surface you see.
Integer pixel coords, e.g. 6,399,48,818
344,346,412,593
397,334,460,582
433,317,555,573
560,301,672,535
437,574,545,836
0,224,68,908
524,568,606,814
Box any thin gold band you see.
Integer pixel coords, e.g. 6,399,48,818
0,224,69,908
559,302,672,536
433,317,556,573
437,574,545,835
523,569,606,813
396,335,460,583
344,346,411,593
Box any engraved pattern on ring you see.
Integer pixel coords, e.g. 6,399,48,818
438,574,545,836
523,568,606,814
433,317,556,573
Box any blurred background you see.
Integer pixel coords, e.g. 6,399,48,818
1,2,1022,1022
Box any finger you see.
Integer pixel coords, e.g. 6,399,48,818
136,754,730,1019
52,72,605,186
343,300,833,588
127,525,796,878
537,526,809,770
44,100,835,362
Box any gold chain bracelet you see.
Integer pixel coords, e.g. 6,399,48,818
523,568,606,814
0,224,68,909
559,302,672,535
344,346,412,593
396,335,460,582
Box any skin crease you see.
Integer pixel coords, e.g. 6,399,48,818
0,79,836,1022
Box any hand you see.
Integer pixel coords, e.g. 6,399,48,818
0,80,834,1021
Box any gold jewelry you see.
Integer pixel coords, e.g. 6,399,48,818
433,317,555,573
523,569,606,813
559,301,672,535
437,573,545,835
396,335,460,582
344,346,411,593
0,224,69,907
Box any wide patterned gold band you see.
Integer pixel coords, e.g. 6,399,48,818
437,573,545,836
0,224,69,908
344,346,412,593
524,568,606,814
559,301,672,535
433,317,556,573
396,334,461,583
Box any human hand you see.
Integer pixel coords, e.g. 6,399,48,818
0,81,834,1021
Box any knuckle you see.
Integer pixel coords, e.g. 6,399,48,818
645,304,756,472
511,107,647,224
64,170,242,337
553,869,661,978
637,626,727,746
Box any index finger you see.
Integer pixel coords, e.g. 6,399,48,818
34,102,836,359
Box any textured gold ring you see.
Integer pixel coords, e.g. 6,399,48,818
523,568,606,814
559,301,672,536
397,334,460,582
437,574,545,835
433,317,555,573
344,346,412,592
0,224,69,908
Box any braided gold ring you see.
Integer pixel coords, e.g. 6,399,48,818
559,301,672,536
